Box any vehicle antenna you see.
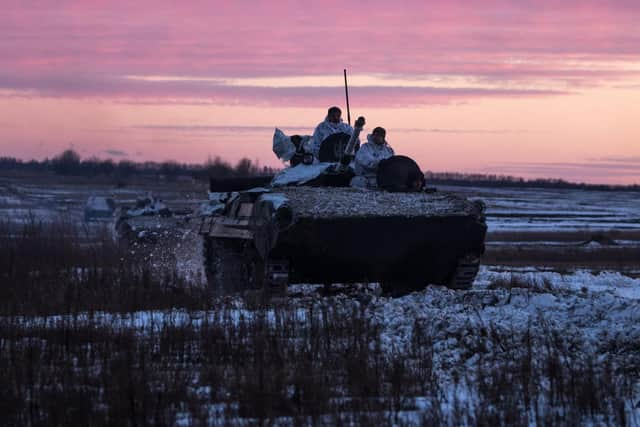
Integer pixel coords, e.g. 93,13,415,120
344,69,351,126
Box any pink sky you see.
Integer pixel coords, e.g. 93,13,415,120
1,1,639,184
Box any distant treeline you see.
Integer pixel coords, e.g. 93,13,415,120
1,150,637,191
0,149,277,180
424,171,640,192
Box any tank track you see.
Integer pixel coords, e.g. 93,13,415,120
203,238,249,294
204,237,289,297
205,235,482,296
448,255,481,290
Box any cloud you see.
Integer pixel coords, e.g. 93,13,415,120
613,84,640,89
488,159,640,179
0,72,569,106
1,1,639,100
130,125,530,135
589,156,640,164
398,128,530,134
131,125,313,133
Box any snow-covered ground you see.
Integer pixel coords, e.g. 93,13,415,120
0,176,205,225
3,177,639,424
441,185,640,232
9,267,640,424
4,178,638,232
16,267,640,327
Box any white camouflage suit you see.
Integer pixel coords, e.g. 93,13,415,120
311,117,356,158
351,134,395,188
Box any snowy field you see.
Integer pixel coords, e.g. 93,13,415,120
4,267,640,425
2,176,638,233
1,175,639,425
0,174,206,225
440,185,640,233
436,185,640,279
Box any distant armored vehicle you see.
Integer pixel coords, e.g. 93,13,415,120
84,196,116,222
200,158,487,296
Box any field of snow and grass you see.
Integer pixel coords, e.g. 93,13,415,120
439,185,640,278
0,173,206,225
439,185,640,233
1,175,639,425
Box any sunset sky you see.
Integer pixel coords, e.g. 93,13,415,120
1,1,639,184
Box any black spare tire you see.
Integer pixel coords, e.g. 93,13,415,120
376,155,425,192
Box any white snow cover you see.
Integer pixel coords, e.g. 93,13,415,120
372,266,640,352
9,267,640,423
200,191,240,216
84,196,116,221
198,201,225,216
271,186,480,218
244,187,270,193
126,197,168,217
15,267,640,345
85,196,115,213
258,193,289,210
208,191,235,201
271,163,334,186
438,185,640,232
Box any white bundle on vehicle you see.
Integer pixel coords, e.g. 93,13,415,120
273,128,312,162
273,128,296,161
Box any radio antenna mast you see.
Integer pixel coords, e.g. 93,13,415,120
343,69,351,126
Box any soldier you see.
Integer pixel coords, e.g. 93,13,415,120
351,126,395,188
311,106,357,158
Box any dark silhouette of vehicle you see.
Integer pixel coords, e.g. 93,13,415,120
200,156,486,296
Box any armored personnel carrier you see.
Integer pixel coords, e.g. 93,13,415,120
199,157,487,296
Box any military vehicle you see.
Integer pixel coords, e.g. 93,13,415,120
199,155,487,297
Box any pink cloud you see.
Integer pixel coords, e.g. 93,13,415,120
1,1,639,90
1,1,640,185
0,71,570,106
487,161,640,182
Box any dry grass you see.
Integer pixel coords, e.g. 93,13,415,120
484,245,640,269
485,230,640,269
486,275,554,292
0,218,208,316
487,229,640,243
1,305,636,425
0,220,638,425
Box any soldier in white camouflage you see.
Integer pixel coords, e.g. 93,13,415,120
311,106,358,159
351,126,395,189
